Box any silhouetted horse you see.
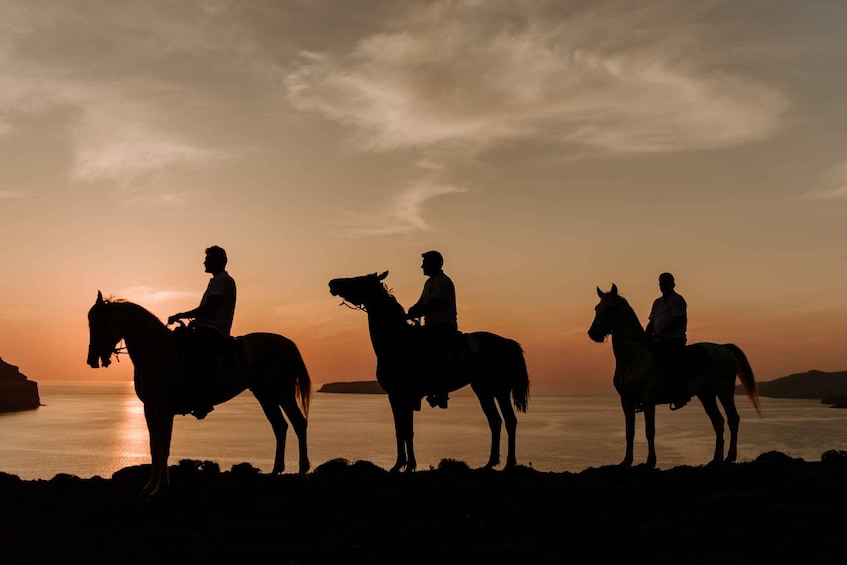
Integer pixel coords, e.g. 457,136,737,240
87,292,311,498
588,284,761,468
328,271,529,472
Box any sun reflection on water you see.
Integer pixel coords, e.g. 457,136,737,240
111,392,148,468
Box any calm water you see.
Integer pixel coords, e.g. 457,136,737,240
1,381,846,480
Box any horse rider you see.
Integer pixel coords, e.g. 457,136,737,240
168,245,237,419
645,272,689,410
406,250,459,409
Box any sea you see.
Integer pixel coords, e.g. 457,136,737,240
1,381,846,481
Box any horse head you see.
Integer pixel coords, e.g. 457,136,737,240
328,271,389,308
87,291,122,368
587,283,622,343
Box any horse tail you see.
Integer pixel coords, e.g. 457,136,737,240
507,339,530,413
724,343,761,417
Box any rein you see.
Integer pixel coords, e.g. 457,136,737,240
112,340,127,362
339,300,367,313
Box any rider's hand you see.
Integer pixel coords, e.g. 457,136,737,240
167,315,180,325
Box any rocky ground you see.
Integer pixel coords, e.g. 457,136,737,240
2,451,846,564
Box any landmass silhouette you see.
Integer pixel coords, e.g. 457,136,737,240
1,452,846,564
0,356,40,412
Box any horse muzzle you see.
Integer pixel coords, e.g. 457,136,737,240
587,329,608,343
87,348,111,368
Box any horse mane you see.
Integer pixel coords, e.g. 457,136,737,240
105,297,167,329
379,284,407,317
607,292,646,333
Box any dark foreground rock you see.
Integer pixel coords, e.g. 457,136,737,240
1,452,846,564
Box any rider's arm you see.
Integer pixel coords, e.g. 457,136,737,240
407,300,425,319
407,287,428,319
168,295,223,324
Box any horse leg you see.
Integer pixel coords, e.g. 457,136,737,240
389,398,415,473
280,396,310,474
643,403,657,469
143,405,174,499
255,391,291,475
496,392,519,469
717,389,740,463
141,403,158,497
620,398,636,467
699,393,725,464
477,394,503,470
156,413,174,496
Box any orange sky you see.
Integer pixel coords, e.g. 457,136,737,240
1,1,846,392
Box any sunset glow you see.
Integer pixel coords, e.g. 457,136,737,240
1,1,845,391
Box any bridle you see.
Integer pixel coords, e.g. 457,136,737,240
338,299,367,313
90,302,127,367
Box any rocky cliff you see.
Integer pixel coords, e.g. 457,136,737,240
737,369,847,407
0,357,40,412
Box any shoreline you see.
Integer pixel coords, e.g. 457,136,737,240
2,451,846,564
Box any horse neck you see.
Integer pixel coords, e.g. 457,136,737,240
364,293,409,355
114,303,172,367
611,302,649,362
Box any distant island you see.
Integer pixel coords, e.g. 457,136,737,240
0,356,40,412
737,369,847,407
317,381,386,394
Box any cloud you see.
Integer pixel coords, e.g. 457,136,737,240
807,162,847,200
0,190,24,198
335,180,467,237
116,286,196,305
285,0,788,155
0,2,256,194
70,100,225,187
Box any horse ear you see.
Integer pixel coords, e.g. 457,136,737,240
378,271,388,280
611,283,618,295
97,290,104,304
596,286,604,298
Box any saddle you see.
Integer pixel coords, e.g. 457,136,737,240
410,332,479,407
650,343,712,408
172,327,250,414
